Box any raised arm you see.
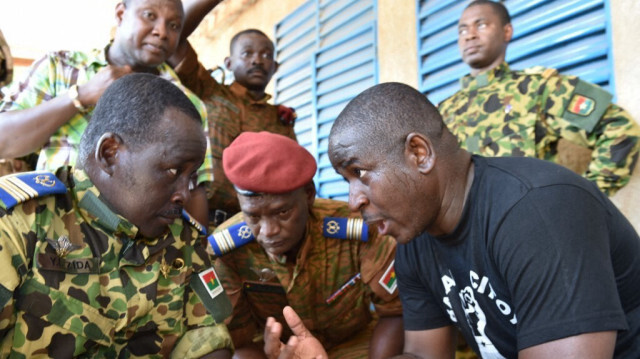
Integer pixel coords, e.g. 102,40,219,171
180,0,224,41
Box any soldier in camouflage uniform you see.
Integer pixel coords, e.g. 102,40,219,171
439,0,640,196
169,0,297,223
0,74,233,358
207,132,403,359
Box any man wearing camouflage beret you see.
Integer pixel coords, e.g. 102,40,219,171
0,73,233,358
439,0,640,196
208,131,403,359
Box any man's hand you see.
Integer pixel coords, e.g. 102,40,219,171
78,65,133,107
263,306,328,359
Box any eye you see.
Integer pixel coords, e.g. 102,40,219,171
169,22,181,31
354,168,367,178
167,168,178,176
261,52,274,60
477,22,487,29
142,10,156,20
458,27,467,35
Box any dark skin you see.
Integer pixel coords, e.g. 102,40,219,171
230,182,403,359
329,116,618,358
0,0,184,159
82,109,231,358
457,3,513,76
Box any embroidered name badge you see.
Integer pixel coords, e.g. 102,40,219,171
37,253,100,274
379,260,397,294
199,267,224,298
568,94,595,116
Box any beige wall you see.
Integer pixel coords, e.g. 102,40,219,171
608,0,640,230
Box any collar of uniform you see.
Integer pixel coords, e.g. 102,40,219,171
460,62,511,90
229,81,272,105
70,168,137,239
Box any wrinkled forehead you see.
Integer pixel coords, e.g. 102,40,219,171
238,189,304,211
233,33,274,52
328,132,365,168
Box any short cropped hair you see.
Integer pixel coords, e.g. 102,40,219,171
78,73,201,165
466,0,511,25
330,82,445,159
229,29,273,53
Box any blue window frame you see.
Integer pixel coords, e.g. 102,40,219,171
417,0,615,105
274,0,378,200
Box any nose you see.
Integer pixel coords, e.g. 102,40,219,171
259,218,281,238
464,26,478,41
152,20,168,39
251,53,263,65
171,178,192,207
348,183,368,213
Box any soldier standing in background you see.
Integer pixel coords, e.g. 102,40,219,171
439,0,640,196
169,0,297,227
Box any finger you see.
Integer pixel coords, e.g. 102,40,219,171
277,335,299,359
264,318,284,357
283,306,311,339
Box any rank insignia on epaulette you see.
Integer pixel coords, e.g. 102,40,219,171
182,209,207,235
323,217,369,242
0,171,67,209
208,222,255,256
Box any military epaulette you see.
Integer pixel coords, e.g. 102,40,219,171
323,217,369,242
208,221,255,256
182,209,207,235
522,66,558,79
0,171,67,210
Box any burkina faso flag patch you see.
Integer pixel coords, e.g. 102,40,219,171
199,267,224,298
379,260,397,294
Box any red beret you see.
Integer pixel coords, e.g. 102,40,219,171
223,131,317,194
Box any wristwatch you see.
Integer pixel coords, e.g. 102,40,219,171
68,84,88,114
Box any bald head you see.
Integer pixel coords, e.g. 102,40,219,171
329,82,450,161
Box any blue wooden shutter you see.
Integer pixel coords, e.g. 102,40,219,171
417,0,615,105
275,0,378,200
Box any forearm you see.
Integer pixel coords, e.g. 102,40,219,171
0,95,80,158
369,316,404,359
181,0,224,40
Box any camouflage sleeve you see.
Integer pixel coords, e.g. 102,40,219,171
542,75,640,195
213,256,260,347
358,233,402,317
0,52,56,113
0,201,37,333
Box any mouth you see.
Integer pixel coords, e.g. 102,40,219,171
158,207,182,224
365,218,389,236
143,43,166,55
248,68,267,77
464,45,480,55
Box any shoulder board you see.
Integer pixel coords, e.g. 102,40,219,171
323,217,369,242
208,221,255,256
521,66,558,79
0,171,67,210
182,209,207,235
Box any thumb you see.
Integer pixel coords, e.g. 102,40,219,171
283,306,311,339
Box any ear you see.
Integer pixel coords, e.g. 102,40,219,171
224,56,232,71
115,2,126,26
405,132,436,174
503,23,513,43
304,181,317,208
95,132,124,176
273,60,280,74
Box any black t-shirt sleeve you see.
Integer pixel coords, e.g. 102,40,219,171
396,241,452,331
491,185,628,351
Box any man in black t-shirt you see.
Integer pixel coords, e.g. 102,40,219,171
321,82,640,359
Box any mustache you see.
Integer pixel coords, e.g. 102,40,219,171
159,207,183,218
248,66,267,74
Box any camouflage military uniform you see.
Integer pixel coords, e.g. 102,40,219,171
212,198,401,359
0,168,232,358
174,44,297,219
438,62,640,196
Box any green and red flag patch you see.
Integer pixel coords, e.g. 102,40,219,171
379,260,397,294
568,94,595,116
199,267,224,298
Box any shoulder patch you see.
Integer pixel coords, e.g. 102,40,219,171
182,209,207,235
562,79,613,132
323,217,369,242
378,260,397,294
208,221,255,256
0,171,67,210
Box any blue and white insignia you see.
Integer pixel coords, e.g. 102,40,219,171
0,171,67,210
182,209,207,235
208,221,255,256
323,217,368,242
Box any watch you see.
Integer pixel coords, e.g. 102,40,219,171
68,84,88,114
